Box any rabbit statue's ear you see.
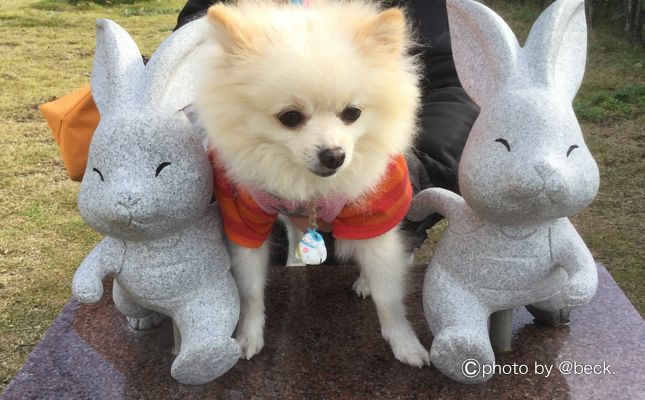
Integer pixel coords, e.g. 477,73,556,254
523,0,587,103
446,0,520,106
183,104,210,151
144,18,213,111
91,19,145,114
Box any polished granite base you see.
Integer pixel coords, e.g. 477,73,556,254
3,264,645,399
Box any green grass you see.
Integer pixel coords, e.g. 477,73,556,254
0,0,643,392
574,83,645,122
32,0,182,16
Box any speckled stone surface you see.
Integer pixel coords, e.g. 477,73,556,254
72,18,240,385
405,0,601,383
4,263,644,399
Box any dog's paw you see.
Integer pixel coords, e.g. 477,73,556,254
352,275,371,298
235,330,265,360
391,339,430,368
235,314,265,359
382,324,430,368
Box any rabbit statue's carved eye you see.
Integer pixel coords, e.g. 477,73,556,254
93,168,104,182
494,138,511,152
155,162,171,177
567,145,579,157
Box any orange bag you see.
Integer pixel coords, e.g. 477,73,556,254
40,86,99,181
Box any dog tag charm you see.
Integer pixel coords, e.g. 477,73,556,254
295,228,327,265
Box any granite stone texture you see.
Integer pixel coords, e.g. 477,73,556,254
72,18,240,385
3,263,645,399
405,0,600,383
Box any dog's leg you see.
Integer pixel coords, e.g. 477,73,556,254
336,229,430,367
279,215,306,267
352,270,371,298
229,240,270,359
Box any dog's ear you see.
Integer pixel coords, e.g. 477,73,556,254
207,3,256,52
182,104,210,151
355,8,407,56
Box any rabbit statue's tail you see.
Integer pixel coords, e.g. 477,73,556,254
407,188,464,222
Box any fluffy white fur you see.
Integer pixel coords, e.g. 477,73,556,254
197,0,429,367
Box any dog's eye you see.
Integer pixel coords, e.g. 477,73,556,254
93,168,104,181
340,107,361,124
567,145,579,157
155,162,171,177
495,138,511,152
277,110,305,128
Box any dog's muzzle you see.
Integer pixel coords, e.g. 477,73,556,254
318,147,346,169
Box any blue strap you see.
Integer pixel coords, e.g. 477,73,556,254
307,228,323,242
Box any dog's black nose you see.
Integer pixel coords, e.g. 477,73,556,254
318,147,346,169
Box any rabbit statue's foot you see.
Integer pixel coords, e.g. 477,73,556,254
430,327,494,384
171,336,240,386
127,312,165,330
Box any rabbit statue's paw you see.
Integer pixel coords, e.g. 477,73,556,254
72,273,104,304
561,276,596,308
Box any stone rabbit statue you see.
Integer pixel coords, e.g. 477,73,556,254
71,18,240,385
407,0,600,383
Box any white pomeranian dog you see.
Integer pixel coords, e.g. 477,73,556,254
196,0,429,367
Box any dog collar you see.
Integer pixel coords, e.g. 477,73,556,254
247,187,348,224
248,189,335,265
